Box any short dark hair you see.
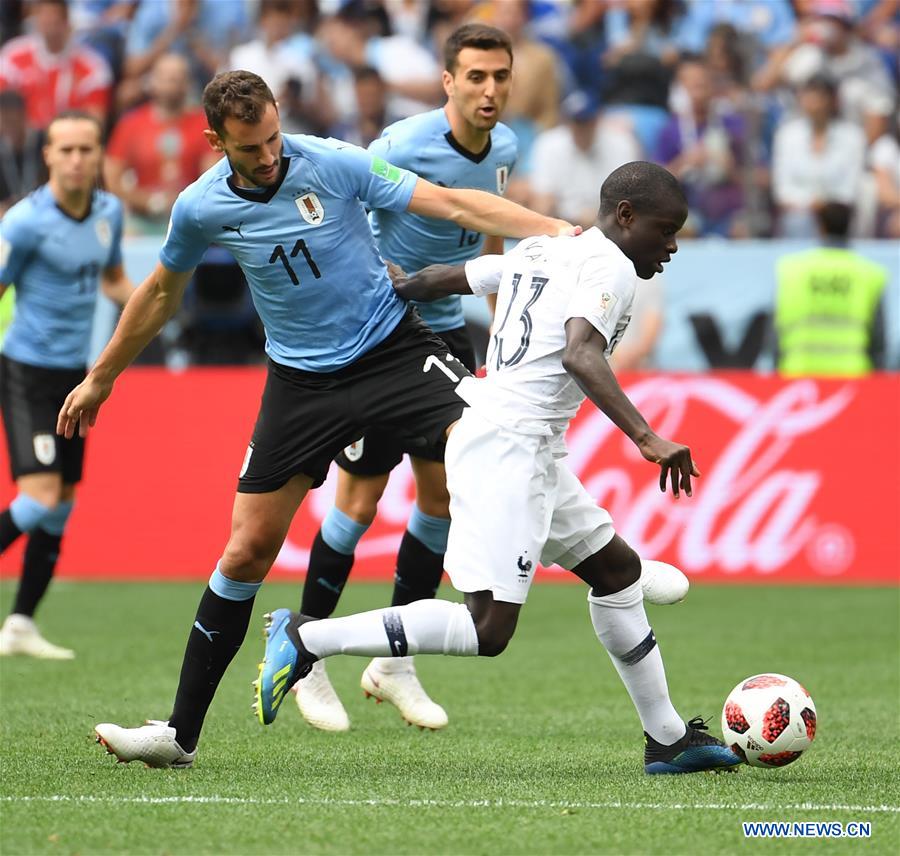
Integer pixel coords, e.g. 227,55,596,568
47,110,103,142
202,71,276,136
801,73,838,99
599,161,686,216
443,23,513,73
816,201,852,237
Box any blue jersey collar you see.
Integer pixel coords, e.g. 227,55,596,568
443,131,492,164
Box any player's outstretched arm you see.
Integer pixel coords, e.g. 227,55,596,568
393,263,471,302
562,317,700,498
57,262,192,439
408,178,578,239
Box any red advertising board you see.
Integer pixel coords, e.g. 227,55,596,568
1,369,898,584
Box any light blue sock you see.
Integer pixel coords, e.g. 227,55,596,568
38,501,74,536
321,507,370,556
407,504,450,555
9,494,51,533
209,566,262,602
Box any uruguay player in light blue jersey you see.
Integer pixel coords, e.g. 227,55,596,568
296,23,519,735
56,71,575,767
0,112,134,660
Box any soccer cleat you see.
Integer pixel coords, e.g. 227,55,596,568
640,560,689,605
0,614,74,659
255,609,317,725
293,660,351,732
644,716,742,774
360,657,449,730
94,722,196,769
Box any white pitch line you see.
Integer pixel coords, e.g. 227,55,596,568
1,796,898,814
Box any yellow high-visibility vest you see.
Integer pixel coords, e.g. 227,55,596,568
775,247,887,377
0,286,13,346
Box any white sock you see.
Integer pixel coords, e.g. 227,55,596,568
369,655,414,673
588,580,685,745
299,599,479,660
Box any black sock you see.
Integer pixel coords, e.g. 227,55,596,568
300,530,354,618
391,531,444,607
12,529,62,617
168,586,255,753
0,509,24,554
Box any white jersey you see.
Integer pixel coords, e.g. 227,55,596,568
457,226,637,443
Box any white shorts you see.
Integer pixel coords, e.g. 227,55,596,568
444,408,615,604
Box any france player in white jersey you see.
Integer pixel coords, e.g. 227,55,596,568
57,71,575,768
257,163,741,775
296,23,518,734
0,112,134,660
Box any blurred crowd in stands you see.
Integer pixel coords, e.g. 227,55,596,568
1,0,897,238
0,0,896,368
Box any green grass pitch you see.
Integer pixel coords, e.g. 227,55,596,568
1,581,898,855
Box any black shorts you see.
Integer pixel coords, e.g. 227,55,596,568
0,354,86,483
335,324,476,476
238,308,470,493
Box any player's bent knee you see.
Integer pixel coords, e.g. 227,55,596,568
476,630,512,658
585,536,642,594
474,619,516,657
415,493,450,518
220,536,281,582
18,477,63,510
619,543,642,584
340,495,379,526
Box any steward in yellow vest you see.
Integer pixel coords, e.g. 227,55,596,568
775,202,887,377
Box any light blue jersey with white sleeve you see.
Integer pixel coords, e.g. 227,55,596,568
159,134,418,372
368,109,517,332
0,185,124,369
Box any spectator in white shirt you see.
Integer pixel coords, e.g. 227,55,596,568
529,90,641,227
867,119,900,238
227,0,327,134
772,75,866,237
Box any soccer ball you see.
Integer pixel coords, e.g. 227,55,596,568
721,673,817,768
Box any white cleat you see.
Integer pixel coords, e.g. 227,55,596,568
640,559,690,605
360,657,448,730
0,614,74,659
293,660,350,732
94,722,196,769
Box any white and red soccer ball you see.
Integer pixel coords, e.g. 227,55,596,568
721,673,817,768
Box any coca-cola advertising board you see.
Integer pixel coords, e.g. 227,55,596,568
1,369,897,584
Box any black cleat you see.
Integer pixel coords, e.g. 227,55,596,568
644,716,742,774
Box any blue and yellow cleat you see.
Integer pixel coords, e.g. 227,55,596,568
253,609,316,725
644,717,742,774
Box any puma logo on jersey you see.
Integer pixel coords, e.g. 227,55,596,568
221,222,245,238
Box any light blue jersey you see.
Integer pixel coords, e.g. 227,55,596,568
369,109,517,332
160,134,417,372
0,185,124,370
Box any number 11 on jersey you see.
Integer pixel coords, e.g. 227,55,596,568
269,238,321,286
